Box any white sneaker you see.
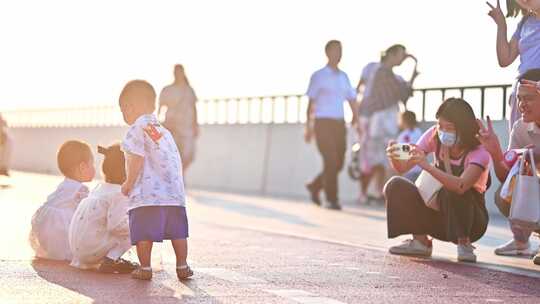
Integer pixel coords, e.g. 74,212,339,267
494,239,534,257
389,239,432,257
458,244,477,263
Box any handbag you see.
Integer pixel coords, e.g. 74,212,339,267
509,149,540,229
415,146,452,211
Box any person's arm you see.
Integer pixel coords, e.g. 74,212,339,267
305,73,318,143
356,79,365,94
421,161,484,195
348,101,358,126
487,1,520,67
192,90,200,138
121,152,144,196
305,99,315,143
476,117,509,182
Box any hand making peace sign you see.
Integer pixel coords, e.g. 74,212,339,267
476,115,503,161
487,0,506,27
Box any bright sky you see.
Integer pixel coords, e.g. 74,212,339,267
0,0,523,111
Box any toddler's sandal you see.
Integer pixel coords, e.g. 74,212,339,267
131,267,153,281
176,266,194,280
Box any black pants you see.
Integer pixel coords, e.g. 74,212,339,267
385,177,488,243
310,119,347,204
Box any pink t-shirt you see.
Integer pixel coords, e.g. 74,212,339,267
416,126,491,193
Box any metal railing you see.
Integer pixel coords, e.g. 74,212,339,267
1,84,513,128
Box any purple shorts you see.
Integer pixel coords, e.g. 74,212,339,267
129,206,189,245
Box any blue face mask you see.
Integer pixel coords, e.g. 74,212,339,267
438,130,457,147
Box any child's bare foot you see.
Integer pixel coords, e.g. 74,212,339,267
176,265,193,280
131,267,152,280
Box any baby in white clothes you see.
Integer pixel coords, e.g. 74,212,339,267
29,140,95,261
69,143,138,273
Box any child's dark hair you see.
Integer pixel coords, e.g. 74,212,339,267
506,0,528,17
57,140,92,179
435,98,481,151
381,44,406,61
325,40,341,54
98,143,126,185
401,111,418,129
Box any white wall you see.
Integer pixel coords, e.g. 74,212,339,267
8,121,510,214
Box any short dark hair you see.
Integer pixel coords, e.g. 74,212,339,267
401,110,418,128
57,140,92,178
98,143,126,185
381,44,406,61
435,98,480,151
519,68,540,82
325,40,341,54
506,0,527,17
119,80,156,110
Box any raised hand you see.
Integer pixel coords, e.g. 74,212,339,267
487,0,506,27
476,116,503,161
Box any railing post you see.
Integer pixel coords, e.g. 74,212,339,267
502,86,508,120
271,97,276,124
480,88,486,119
284,96,290,123
247,98,252,124
421,90,426,122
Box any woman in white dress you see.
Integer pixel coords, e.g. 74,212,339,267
158,64,199,173
69,143,138,273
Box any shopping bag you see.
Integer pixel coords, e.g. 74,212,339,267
509,149,540,229
500,160,520,203
415,146,452,211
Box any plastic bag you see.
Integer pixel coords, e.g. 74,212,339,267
500,160,520,203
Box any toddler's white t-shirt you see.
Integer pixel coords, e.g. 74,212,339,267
122,114,186,211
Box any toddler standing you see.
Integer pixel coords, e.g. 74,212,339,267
119,80,192,281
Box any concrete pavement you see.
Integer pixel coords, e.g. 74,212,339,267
0,172,539,303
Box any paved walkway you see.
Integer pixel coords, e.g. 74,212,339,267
0,172,539,303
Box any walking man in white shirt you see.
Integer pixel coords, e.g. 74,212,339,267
305,40,358,210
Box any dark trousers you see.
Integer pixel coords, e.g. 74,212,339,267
310,119,347,204
385,177,488,243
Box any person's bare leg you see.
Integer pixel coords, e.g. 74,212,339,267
413,235,431,247
458,237,471,246
136,241,153,268
171,239,188,267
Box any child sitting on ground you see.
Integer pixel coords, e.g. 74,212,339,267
396,111,423,182
29,140,95,260
69,143,139,273
119,80,193,281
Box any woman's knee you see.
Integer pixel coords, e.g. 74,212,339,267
383,176,411,199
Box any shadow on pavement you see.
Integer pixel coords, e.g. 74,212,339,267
31,259,215,303
411,258,540,297
191,193,318,228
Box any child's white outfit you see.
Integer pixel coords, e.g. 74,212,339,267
122,114,188,245
29,178,89,261
69,182,131,270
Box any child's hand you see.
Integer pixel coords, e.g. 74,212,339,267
121,182,132,197
487,0,506,27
